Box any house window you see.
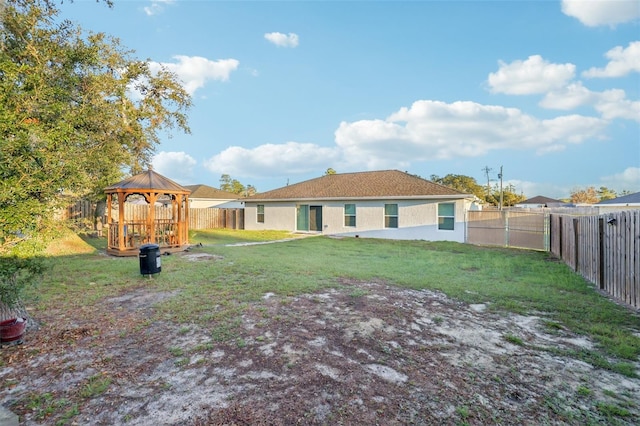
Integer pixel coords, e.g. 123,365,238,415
344,204,356,227
384,204,398,228
257,204,264,223
438,202,455,230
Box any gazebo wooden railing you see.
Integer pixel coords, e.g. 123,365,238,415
107,219,183,250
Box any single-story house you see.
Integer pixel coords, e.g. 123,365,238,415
242,170,480,242
183,184,241,208
515,195,571,208
596,191,640,212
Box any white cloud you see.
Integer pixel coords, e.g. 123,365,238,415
583,41,640,78
594,89,640,121
335,101,607,167
516,167,640,199
488,55,575,95
149,56,240,95
601,167,640,192
561,0,640,27
539,82,597,110
144,0,174,16
152,151,197,184
541,85,640,122
508,179,570,200
203,101,612,181
264,32,300,48
205,142,340,178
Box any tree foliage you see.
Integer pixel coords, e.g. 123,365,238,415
0,0,191,315
570,187,599,204
492,183,526,207
596,186,617,201
0,0,191,254
0,256,43,308
430,174,486,200
430,173,525,207
219,174,256,195
570,186,620,204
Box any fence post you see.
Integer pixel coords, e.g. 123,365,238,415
598,217,605,289
558,215,563,258
544,212,550,252
573,218,579,272
504,210,509,247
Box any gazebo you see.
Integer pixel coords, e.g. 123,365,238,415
104,169,190,256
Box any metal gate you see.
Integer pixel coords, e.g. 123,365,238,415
466,210,549,251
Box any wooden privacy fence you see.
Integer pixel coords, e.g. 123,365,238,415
189,207,244,230
550,210,640,309
61,200,244,230
63,200,98,222
119,205,244,230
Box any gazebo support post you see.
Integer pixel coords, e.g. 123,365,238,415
106,193,113,248
146,192,157,244
118,192,126,251
184,195,189,244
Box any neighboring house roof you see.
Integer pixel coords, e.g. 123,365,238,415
597,191,640,205
104,169,189,194
184,184,238,200
517,195,563,206
214,201,244,208
244,170,470,201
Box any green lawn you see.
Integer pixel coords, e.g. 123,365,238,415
30,229,640,376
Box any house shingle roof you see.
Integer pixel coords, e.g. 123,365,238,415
104,170,189,194
184,184,239,199
518,195,563,205
597,191,640,205
244,170,469,201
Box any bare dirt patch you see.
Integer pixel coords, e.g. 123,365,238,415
2,278,639,425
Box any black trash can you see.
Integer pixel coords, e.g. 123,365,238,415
139,243,161,275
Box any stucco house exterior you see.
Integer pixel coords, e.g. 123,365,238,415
242,170,479,243
183,184,241,208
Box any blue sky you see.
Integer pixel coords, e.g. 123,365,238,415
61,0,639,199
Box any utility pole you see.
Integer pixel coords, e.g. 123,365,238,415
498,166,504,210
482,166,492,201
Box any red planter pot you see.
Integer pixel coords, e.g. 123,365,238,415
0,317,26,344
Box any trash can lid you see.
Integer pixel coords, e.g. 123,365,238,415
139,243,160,250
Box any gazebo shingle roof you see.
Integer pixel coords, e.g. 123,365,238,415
244,170,469,201
105,170,189,193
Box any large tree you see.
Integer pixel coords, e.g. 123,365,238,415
0,0,191,319
596,186,617,201
430,174,486,200
430,173,525,207
570,187,599,204
219,174,256,195
490,183,526,207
